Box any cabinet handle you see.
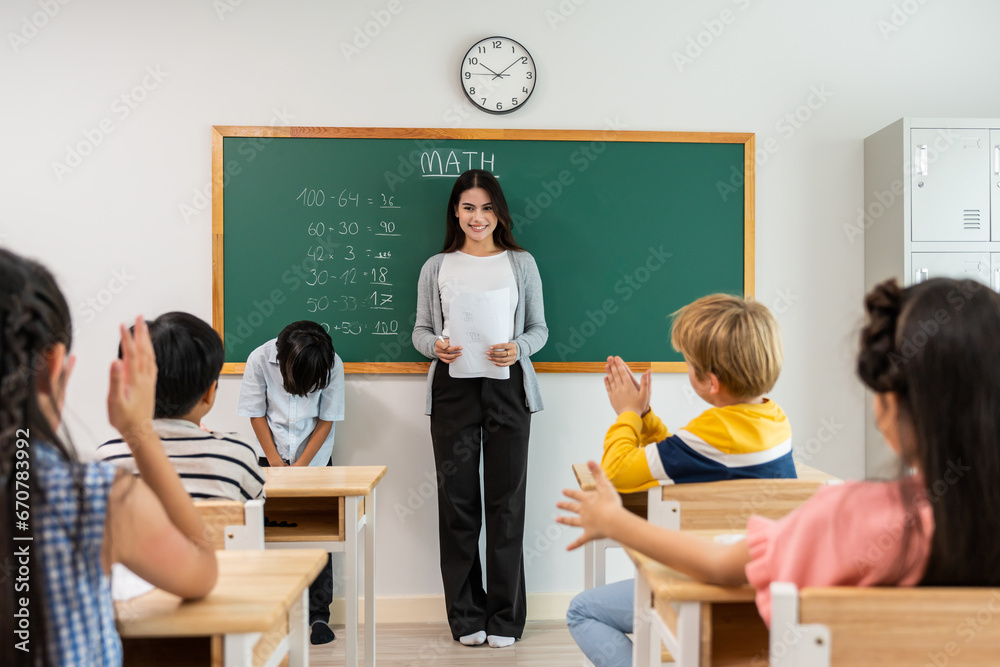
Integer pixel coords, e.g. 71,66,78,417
994,145,1000,175
995,268,1000,293
914,268,929,284
915,145,928,176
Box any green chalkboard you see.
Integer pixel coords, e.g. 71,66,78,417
213,128,753,373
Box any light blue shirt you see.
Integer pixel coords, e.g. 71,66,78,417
237,339,345,465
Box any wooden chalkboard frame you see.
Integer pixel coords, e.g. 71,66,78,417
212,126,755,375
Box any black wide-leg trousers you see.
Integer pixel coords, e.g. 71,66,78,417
430,361,531,640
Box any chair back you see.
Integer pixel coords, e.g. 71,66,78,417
647,477,838,530
193,498,265,550
770,582,1000,666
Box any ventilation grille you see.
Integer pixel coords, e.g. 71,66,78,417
963,209,981,230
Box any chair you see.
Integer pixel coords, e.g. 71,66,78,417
193,498,265,550
584,463,841,588
192,499,279,667
769,582,1000,666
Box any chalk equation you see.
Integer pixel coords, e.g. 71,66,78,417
296,186,403,339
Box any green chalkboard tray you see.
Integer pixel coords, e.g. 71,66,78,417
212,127,754,374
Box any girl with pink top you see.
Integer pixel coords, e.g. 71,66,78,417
558,277,1000,630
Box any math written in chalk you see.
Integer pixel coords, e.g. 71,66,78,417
295,185,404,339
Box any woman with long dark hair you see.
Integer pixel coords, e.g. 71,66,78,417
413,170,548,648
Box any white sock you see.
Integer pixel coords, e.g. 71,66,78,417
487,634,515,648
460,631,486,646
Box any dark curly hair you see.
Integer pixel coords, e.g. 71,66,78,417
858,277,1000,586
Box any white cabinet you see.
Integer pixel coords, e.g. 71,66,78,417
864,118,1000,478
911,252,990,285
992,130,1000,242
910,128,990,242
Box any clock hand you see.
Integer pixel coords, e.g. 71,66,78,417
493,58,523,80
478,63,503,77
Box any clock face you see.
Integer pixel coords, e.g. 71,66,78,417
460,36,536,114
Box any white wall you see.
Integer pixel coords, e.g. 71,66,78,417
4,0,1000,602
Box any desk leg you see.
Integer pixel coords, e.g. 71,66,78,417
632,574,654,667
594,539,607,587
674,602,702,667
345,496,359,666
364,490,376,667
224,632,261,667
289,587,309,667
583,541,594,590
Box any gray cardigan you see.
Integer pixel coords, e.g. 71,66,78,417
413,250,548,415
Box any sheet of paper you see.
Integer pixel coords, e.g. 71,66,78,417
111,563,155,601
448,288,511,380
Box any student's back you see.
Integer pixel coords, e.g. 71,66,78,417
0,250,217,667
601,294,793,494
97,312,265,502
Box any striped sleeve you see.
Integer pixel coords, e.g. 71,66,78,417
644,406,796,485
646,433,796,484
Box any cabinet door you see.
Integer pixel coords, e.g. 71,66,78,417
911,129,990,241
911,252,990,285
992,131,1000,241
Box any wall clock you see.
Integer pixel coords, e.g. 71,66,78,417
460,36,536,114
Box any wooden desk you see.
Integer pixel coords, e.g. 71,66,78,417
573,461,840,589
116,549,327,667
263,466,387,667
629,545,766,667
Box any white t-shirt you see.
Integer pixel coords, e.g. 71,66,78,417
439,250,517,340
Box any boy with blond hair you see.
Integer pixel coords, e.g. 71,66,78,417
567,294,793,667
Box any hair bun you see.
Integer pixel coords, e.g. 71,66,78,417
858,279,906,392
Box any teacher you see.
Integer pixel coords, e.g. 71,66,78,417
413,169,548,648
